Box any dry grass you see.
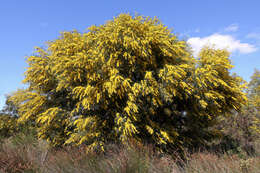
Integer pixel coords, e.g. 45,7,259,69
182,152,260,173
0,134,259,173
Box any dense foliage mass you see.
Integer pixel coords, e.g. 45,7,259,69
8,14,247,152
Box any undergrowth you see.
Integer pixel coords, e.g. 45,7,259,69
0,132,259,173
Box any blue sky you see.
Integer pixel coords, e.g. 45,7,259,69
0,0,260,109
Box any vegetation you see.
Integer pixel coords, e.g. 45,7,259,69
0,14,259,172
0,133,259,173
213,69,260,155
8,14,247,152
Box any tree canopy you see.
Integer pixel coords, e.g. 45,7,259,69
9,14,247,152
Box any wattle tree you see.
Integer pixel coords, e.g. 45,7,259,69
10,14,247,153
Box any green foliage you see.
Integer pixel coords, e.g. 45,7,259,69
0,114,18,138
0,96,19,138
214,69,260,155
0,96,37,140
248,69,260,135
9,14,247,153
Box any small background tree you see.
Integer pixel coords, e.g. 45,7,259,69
215,69,260,155
0,95,19,138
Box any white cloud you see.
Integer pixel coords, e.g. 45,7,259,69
187,33,257,56
224,24,239,32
